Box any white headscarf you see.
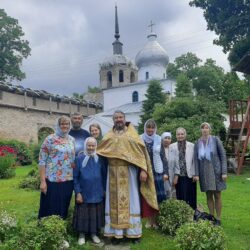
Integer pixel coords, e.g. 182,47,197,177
161,132,172,140
81,137,99,168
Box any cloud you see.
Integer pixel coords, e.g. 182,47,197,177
1,0,230,95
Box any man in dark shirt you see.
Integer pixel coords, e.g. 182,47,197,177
69,112,90,155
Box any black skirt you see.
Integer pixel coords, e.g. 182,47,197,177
38,179,73,219
176,176,197,210
72,201,104,234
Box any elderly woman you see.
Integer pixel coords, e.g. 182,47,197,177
141,119,168,228
161,132,179,198
38,115,75,220
194,122,227,225
171,127,197,210
89,123,103,143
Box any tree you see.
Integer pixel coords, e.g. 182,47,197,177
0,9,31,81
189,0,250,66
87,86,101,93
138,80,166,133
153,96,226,142
175,73,193,97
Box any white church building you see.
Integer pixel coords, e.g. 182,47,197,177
83,6,176,133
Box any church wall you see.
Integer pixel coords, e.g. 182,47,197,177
0,90,102,144
138,65,167,81
103,79,176,111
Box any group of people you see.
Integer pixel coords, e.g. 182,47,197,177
38,111,227,247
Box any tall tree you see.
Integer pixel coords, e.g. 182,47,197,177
189,0,250,67
138,80,166,133
0,9,31,82
175,73,193,97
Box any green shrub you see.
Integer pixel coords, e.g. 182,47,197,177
157,199,194,235
19,167,40,190
175,220,226,250
0,210,18,242
31,143,41,163
4,216,67,250
0,155,16,179
0,140,32,165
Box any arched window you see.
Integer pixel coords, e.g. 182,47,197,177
107,71,112,88
119,70,124,82
130,72,135,83
132,91,139,103
146,71,149,80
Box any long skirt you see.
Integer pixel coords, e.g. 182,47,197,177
176,176,197,210
72,201,104,234
38,179,73,219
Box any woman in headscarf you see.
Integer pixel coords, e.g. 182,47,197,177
38,115,75,221
161,132,179,198
89,123,103,144
141,119,168,228
171,127,197,210
72,137,107,245
194,122,227,226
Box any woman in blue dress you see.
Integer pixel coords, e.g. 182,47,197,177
72,137,107,245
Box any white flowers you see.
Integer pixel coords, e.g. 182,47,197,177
0,210,17,239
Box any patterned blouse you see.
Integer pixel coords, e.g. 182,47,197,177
178,140,187,176
39,134,75,182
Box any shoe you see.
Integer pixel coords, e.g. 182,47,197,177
78,234,85,245
61,240,70,249
131,238,141,244
91,234,101,244
215,219,221,226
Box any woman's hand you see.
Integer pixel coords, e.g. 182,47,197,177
40,180,47,194
163,174,169,181
193,176,199,182
173,175,178,186
76,193,84,204
222,174,227,181
140,170,148,182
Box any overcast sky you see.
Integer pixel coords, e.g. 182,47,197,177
1,0,230,96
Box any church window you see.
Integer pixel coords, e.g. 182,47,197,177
32,97,36,106
107,71,112,88
119,70,124,82
130,72,135,83
132,91,139,103
0,91,3,100
146,72,149,80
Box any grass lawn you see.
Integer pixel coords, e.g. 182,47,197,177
0,165,250,250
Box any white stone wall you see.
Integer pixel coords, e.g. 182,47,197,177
103,79,175,111
138,64,167,81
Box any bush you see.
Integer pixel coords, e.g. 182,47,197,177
0,210,18,242
175,220,226,250
31,143,41,163
0,155,16,179
157,199,194,236
0,140,32,165
19,167,40,190
4,216,67,250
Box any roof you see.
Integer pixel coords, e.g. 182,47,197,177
0,82,103,108
98,101,143,116
135,33,169,68
234,53,250,74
